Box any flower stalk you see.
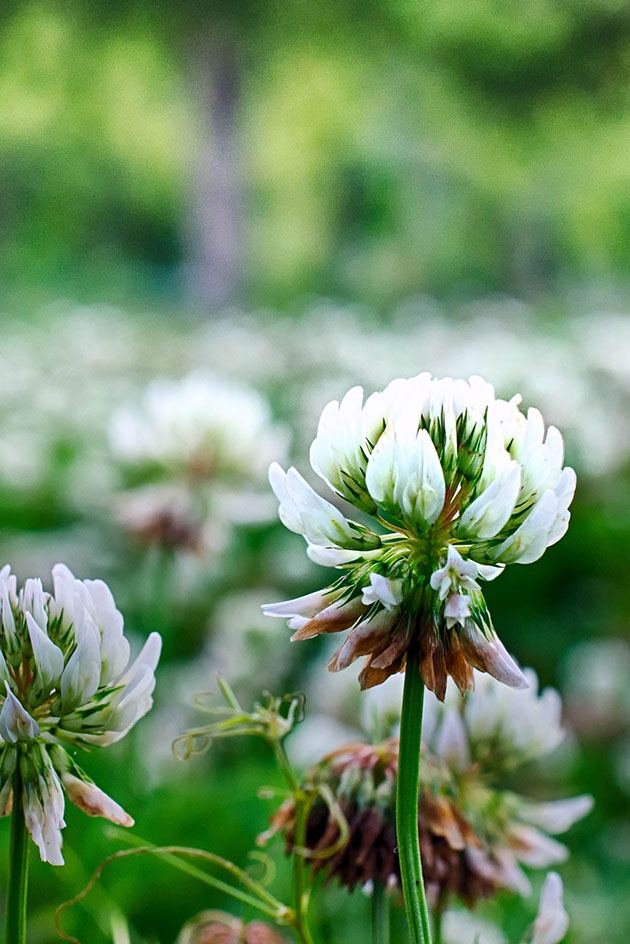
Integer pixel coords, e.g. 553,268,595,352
6,761,29,944
397,643,432,944
371,883,390,944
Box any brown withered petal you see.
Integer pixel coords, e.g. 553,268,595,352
264,739,504,907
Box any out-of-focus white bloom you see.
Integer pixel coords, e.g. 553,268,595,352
0,563,161,864
286,715,362,768
562,638,630,735
420,670,592,897
442,909,506,944
110,373,288,553
531,872,569,944
265,374,574,699
110,372,287,483
441,872,569,944
463,670,565,765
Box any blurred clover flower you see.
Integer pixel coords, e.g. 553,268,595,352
110,372,288,554
0,563,161,865
264,669,591,906
264,374,575,699
177,911,289,944
441,872,569,944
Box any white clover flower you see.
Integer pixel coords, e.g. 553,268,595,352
109,373,288,553
110,372,287,483
264,375,575,699
462,670,566,766
0,563,161,865
422,670,593,897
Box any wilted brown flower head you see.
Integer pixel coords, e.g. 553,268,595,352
264,722,591,907
177,911,288,944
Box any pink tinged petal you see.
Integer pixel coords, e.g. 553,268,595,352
466,846,532,897
519,795,594,834
262,589,339,620
532,872,569,944
434,708,471,771
0,683,40,742
63,774,134,827
459,622,528,690
289,596,367,641
328,609,396,671
508,825,569,868
25,612,64,692
458,461,522,539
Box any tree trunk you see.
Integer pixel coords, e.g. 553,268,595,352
184,29,243,312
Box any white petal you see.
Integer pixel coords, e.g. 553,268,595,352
361,574,403,610
434,708,470,770
262,589,337,619
532,872,569,944
509,824,568,867
492,490,558,564
458,462,521,539
519,795,593,834
0,684,40,742
25,612,64,692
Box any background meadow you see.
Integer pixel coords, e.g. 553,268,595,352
0,3,629,941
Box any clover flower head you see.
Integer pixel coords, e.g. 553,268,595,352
264,374,575,699
110,372,287,483
0,563,161,864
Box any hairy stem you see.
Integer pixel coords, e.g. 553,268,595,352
396,643,432,944
6,762,29,944
371,882,390,944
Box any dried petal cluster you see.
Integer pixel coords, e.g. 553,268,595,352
265,670,591,906
0,564,161,864
177,911,288,944
264,375,575,698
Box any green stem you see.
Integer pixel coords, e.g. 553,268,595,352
433,887,448,944
5,762,29,944
396,643,432,944
271,739,315,944
371,883,390,944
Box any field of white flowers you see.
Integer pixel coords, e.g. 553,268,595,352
0,297,627,943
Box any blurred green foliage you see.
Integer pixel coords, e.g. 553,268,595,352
2,2,630,304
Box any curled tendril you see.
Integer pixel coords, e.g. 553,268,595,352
293,783,350,862
247,850,278,887
55,841,295,944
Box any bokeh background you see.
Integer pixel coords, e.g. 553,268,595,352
0,2,629,942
